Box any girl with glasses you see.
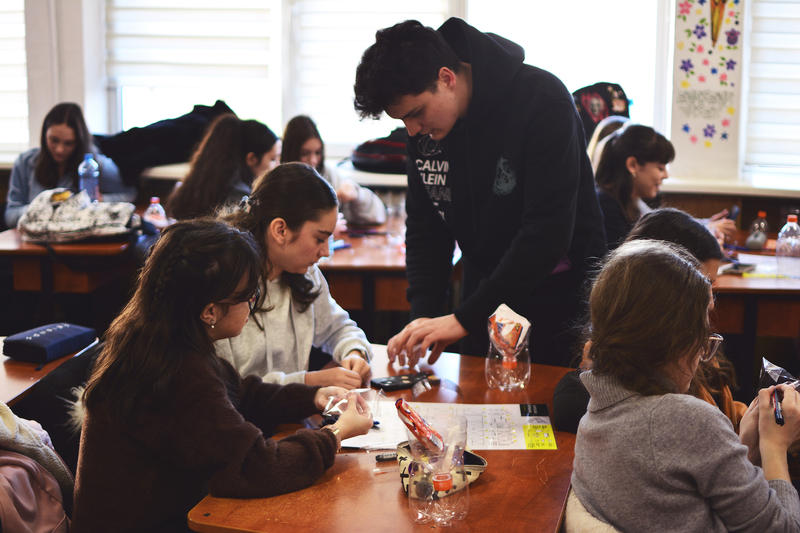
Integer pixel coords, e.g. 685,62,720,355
219,162,373,389
73,219,372,532
554,208,745,434
568,239,800,532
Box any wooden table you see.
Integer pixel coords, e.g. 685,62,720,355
319,217,410,313
0,337,94,406
712,232,800,398
188,346,575,533
0,228,138,294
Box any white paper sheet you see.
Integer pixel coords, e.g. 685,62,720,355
341,400,555,451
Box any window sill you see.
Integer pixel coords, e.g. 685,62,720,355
661,172,800,198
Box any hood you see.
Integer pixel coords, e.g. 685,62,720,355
438,17,525,123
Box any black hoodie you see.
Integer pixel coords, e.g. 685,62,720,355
404,18,607,351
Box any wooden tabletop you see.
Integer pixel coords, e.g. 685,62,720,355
319,217,407,272
0,229,133,257
188,346,574,533
0,337,89,406
715,231,800,294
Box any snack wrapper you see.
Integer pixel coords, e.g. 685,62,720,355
395,398,444,452
488,304,531,368
760,358,800,391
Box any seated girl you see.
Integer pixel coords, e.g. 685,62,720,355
553,207,744,433
167,114,280,220
594,124,735,249
5,102,136,228
72,219,371,532
569,239,800,531
217,163,373,388
281,115,386,226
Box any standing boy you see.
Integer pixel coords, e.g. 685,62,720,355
354,18,606,366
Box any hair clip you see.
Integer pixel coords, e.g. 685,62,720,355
238,195,250,213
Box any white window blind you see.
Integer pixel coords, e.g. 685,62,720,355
0,0,29,162
745,0,800,175
105,0,281,131
286,0,456,155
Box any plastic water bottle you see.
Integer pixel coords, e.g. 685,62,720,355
776,214,800,279
78,153,100,202
485,343,531,390
746,211,769,250
143,196,168,228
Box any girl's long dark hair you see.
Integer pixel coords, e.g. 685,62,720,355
35,102,92,190
168,114,278,220
224,162,338,321
280,115,324,173
595,124,675,222
83,219,261,420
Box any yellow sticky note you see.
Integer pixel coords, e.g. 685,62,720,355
524,424,557,450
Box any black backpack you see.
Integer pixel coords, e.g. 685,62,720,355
572,82,630,143
351,128,408,174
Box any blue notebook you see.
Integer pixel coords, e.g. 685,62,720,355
3,323,97,364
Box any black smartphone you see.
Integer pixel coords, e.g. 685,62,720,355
371,372,433,391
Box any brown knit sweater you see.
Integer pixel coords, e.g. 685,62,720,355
71,356,337,532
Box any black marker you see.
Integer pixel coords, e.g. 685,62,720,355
774,389,785,426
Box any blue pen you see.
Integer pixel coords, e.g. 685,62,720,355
774,390,785,426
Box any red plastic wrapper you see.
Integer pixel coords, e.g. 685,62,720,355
395,398,444,452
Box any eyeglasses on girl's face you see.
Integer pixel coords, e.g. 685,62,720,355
701,333,724,362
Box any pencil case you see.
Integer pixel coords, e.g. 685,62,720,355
3,323,97,364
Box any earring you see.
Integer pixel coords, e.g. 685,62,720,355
209,320,215,329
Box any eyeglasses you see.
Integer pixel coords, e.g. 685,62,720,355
701,333,724,362
248,287,261,313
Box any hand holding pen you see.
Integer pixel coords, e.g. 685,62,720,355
773,389,785,426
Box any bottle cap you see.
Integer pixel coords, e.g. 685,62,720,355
758,211,767,218
83,153,92,161
432,472,453,491
150,196,160,204
789,214,798,223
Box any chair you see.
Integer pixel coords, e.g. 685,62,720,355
563,488,621,533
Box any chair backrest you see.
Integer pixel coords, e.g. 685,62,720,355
564,488,621,533
10,340,102,476
572,82,630,143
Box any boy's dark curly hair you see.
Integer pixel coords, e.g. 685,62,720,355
353,20,462,119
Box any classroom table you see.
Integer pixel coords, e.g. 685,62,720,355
0,337,94,406
712,232,800,398
187,346,575,533
0,228,137,294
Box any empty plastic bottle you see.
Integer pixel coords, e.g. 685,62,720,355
78,153,100,202
776,214,800,279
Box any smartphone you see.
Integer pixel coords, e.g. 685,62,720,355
371,372,437,391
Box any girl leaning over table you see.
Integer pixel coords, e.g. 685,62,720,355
72,219,372,533
5,102,136,228
567,239,800,532
216,162,373,390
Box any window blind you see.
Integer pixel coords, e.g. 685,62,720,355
745,0,800,174
286,0,456,155
105,0,280,130
0,0,29,161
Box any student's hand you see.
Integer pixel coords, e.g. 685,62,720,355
314,386,349,411
757,385,800,481
306,367,362,389
707,211,736,242
335,212,348,235
336,181,359,204
387,315,468,367
739,395,761,465
341,352,371,381
333,392,373,440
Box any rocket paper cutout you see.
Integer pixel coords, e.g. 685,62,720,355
710,0,726,46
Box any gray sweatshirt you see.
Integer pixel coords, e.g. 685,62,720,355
215,265,372,384
572,371,800,532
